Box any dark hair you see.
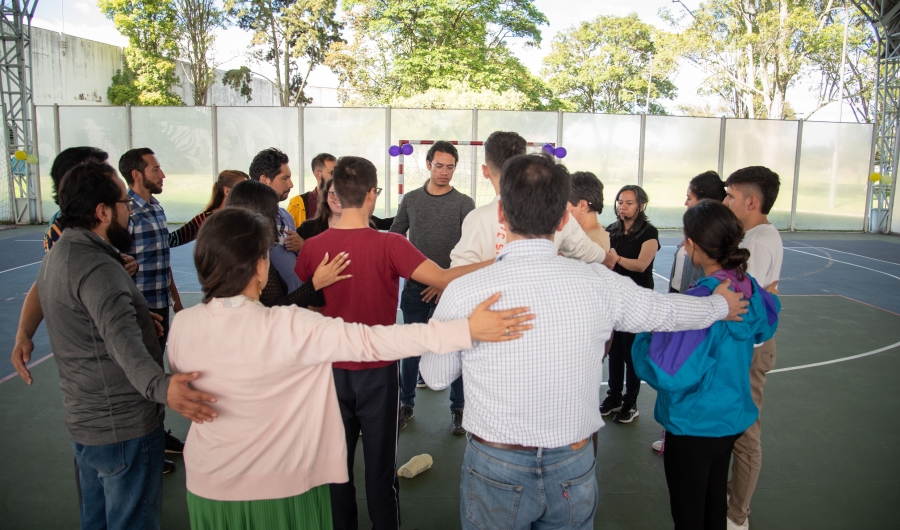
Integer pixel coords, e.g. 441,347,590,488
249,147,289,181
689,170,726,202
683,199,750,279
118,147,155,185
569,171,604,214
313,178,335,222
311,152,336,173
426,141,459,164
333,156,377,209
607,185,651,240
50,147,108,204
484,131,526,173
204,170,249,212
500,153,571,237
725,166,781,215
194,208,274,303
225,180,280,240
57,161,121,230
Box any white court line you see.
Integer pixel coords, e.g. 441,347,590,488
653,272,670,283
817,248,900,267
0,353,54,385
0,261,40,275
769,340,900,373
784,248,900,282
15,239,43,242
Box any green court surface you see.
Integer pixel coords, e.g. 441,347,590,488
2,294,900,529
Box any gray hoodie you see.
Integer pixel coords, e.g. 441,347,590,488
37,227,171,445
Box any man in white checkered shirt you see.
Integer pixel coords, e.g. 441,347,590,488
420,153,748,529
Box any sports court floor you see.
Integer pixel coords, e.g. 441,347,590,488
2,226,899,529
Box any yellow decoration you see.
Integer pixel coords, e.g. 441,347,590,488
883,174,893,186
13,150,26,161
25,154,38,165
869,172,882,182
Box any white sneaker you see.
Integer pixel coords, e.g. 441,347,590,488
651,439,663,452
726,516,748,530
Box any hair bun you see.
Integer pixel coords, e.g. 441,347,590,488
721,247,750,272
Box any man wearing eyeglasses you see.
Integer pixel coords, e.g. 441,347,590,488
389,141,475,434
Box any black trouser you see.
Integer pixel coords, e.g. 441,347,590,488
606,330,640,404
330,363,401,530
147,306,170,355
663,432,742,530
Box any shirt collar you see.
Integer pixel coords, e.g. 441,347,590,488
128,188,158,209
495,238,556,261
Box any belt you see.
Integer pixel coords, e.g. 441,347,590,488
471,434,590,452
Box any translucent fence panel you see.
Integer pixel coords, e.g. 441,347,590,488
305,107,387,216
35,106,57,220
722,119,798,229
217,106,300,199
562,113,641,227
132,107,213,222
643,116,721,228
795,122,872,230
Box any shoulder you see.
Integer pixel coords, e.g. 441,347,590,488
643,224,659,239
453,189,475,207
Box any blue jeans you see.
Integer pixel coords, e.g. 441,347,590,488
460,436,598,529
399,280,464,410
71,426,165,530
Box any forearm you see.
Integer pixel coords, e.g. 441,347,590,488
559,223,606,264
613,276,727,334
617,256,652,273
17,282,43,340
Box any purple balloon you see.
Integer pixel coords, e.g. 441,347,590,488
554,147,567,159
389,145,401,157
542,143,555,154
401,143,414,155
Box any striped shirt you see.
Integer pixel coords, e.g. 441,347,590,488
128,190,170,309
420,238,728,448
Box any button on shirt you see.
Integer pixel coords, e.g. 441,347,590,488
129,189,170,309
420,238,729,448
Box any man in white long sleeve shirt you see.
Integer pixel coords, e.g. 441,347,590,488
421,153,748,530
450,131,615,268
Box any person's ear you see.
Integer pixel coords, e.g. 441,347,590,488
131,169,143,186
557,211,570,232
426,160,433,171
257,254,269,284
747,193,759,212
95,202,113,225
223,187,231,198
482,164,491,180
497,200,506,226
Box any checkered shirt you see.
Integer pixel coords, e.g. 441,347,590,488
128,189,170,309
420,238,728,448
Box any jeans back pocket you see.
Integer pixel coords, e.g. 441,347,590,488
465,466,524,530
561,460,598,525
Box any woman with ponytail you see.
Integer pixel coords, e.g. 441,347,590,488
168,170,249,248
631,200,780,530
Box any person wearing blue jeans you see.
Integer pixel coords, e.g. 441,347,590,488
72,426,165,530
400,279,465,433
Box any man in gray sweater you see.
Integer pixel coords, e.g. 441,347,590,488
37,161,217,530
390,141,475,434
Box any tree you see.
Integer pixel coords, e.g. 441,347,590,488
175,0,226,106
541,14,677,114
224,0,343,106
99,0,183,106
390,81,533,110
326,0,556,109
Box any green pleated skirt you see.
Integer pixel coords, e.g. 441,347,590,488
186,485,333,530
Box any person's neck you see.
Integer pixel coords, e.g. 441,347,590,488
238,282,260,301
489,170,500,195
335,207,370,229
328,213,342,228
741,214,769,232
622,219,635,233
426,180,452,196
90,225,110,244
702,261,723,277
579,214,601,233
506,231,554,244
131,184,151,203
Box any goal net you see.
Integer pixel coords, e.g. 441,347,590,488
395,140,555,208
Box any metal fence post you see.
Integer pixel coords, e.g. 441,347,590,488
298,105,305,194
556,109,563,152
52,103,60,154
637,113,647,187
717,117,726,177
210,105,218,180
864,123,878,232
471,108,478,202
31,102,42,221
125,103,132,151
384,106,391,216
790,120,804,232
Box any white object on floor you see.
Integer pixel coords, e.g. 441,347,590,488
398,454,433,478
651,440,663,452
726,516,749,530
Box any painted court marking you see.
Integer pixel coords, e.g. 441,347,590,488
0,353,54,384
784,248,900,282
0,261,40,275
816,247,900,267
770,339,900,374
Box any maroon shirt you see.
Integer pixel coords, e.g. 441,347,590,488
307,188,319,219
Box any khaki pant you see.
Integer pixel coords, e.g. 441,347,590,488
727,338,776,525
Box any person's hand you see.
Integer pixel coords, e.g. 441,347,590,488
714,279,749,321
311,252,352,290
765,280,779,295
421,286,443,304
149,312,165,337
173,300,184,314
603,248,619,269
11,333,35,385
467,293,535,342
122,254,138,276
166,372,218,424
284,229,303,253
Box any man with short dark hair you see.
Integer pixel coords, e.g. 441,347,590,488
421,153,749,530
249,147,304,291
288,152,336,226
390,140,475,433
295,156,488,530
723,166,783,530
37,161,217,530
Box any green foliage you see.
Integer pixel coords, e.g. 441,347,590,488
542,13,676,114
222,66,254,102
175,0,226,106
99,0,182,106
327,0,556,109
390,81,533,110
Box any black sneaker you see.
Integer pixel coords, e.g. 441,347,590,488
165,429,184,454
614,403,640,424
163,459,176,474
399,405,414,431
600,395,623,416
416,373,427,388
450,409,466,435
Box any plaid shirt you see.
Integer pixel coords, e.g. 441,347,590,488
128,189,170,309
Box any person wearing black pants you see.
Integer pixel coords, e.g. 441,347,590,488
664,432,742,530
330,363,402,530
604,330,640,419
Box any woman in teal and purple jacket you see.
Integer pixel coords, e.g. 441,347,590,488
632,200,780,530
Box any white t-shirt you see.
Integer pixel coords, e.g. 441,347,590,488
741,223,783,289
671,245,687,292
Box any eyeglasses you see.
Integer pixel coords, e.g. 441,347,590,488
431,162,456,172
116,198,134,211
327,190,338,198
373,187,383,197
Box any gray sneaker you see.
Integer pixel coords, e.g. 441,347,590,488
399,405,414,431
450,409,466,435
614,403,639,424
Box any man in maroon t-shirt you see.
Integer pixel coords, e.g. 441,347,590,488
296,156,485,530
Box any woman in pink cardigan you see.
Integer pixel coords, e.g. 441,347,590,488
167,208,533,530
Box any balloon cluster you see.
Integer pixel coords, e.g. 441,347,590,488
14,150,39,165
542,144,567,159
870,172,893,185
388,144,414,157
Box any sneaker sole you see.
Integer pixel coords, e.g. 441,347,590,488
165,448,183,454
600,406,622,416
450,427,466,435
615,410,640,424
416,383,427,388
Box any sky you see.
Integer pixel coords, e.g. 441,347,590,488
31,0,853,121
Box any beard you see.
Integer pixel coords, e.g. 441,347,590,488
147,180,163,195
108,209,134,254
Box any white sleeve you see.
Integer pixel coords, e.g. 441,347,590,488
450,209,492,268
419,289,466,389
743,239,774,287
557,219,607,264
